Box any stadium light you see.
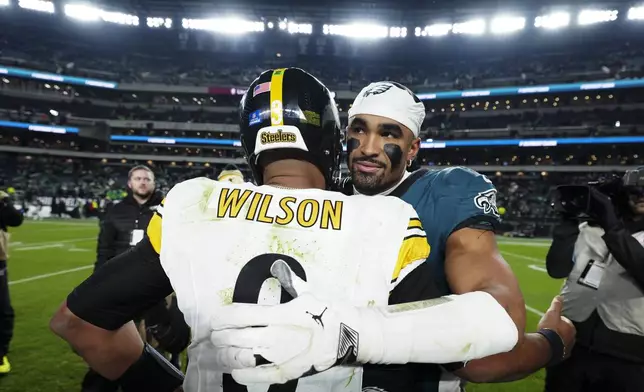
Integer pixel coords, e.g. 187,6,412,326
490,15,526,34
278,20,287,30
147,17,172,29
389,26,407,38
416,23,452,37
101,11,138,25
182,18,265,34
267,21,274,29
64,4,138,25
287,22,312,35
534,12,570,29
19,0,55,13
577,9,618,25
628,6,644,20
323,23,389,38
64,4,100,21
452,19,486,35
0,0,10,7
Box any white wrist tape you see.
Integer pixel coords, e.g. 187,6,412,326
356,291,519,365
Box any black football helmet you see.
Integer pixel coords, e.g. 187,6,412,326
239,68,343,187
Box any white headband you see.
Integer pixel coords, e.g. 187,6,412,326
348,81,426,137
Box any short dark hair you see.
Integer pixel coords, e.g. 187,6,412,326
128,165,154,180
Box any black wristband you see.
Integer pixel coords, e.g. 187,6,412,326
537,328,566,367
118,343,184,392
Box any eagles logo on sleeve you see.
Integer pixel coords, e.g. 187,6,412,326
474,189,500,218
391,217,430,284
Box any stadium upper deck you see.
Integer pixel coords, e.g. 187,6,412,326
1,2,644,172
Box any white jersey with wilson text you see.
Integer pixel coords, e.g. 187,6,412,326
152,177,430,392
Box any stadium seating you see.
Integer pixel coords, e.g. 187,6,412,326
1,7,643,237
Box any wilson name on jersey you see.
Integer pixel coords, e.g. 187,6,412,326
147,177,430,392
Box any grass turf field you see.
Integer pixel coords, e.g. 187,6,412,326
0,220,563,392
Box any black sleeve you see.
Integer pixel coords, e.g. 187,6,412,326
602,228,644,289
0,202,24,228
546,219,580,279
67,237,174,330
95,211,117,269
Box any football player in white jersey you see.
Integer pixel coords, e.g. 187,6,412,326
50,68,519,392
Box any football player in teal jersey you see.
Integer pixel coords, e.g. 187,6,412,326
342,81,576,391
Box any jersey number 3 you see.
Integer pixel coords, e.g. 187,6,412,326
223,253,307,392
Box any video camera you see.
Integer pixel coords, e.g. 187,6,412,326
553,168,644,217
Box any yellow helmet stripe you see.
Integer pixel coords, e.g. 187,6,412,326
270,68,286,126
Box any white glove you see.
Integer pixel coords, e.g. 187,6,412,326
210,260,371,385
211,260,520,385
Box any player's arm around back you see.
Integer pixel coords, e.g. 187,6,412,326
50,199,180,390
364,204,520,365
445,220,573,382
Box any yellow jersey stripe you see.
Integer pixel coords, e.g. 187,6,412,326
270,68,286,126
407,219,423,230
391,235,430,282
146,198,164,254
147,212,162,254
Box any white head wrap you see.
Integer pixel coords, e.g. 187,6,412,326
348,81,426,137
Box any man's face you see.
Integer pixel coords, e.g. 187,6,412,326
628,188,644,216
128,169,155,198
347,114,420,195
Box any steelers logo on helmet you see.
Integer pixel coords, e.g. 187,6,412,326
239,68,343,187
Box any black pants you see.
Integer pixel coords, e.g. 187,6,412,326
545,344,644,392
81,354,181,392
0,259,14,358
81,368,119,392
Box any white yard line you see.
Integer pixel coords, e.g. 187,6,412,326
501,251,548,317
498,240,552,247
28,227,98,233
25,220,98,226
13,243,65,251
9,265,93,285
501,251,546,264
10,237,96,250
525,305,545,317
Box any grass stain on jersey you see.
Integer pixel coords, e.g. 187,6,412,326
345,368,357,388
199,185,216,213
269,234,307,261
217,287,233,305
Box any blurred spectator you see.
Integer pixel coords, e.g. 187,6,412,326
0,188,24,375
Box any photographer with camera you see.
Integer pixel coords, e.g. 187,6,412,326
0,189,24,375
545,168,644,392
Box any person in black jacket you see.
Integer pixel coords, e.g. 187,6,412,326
83,166,189,392
95,166,163,270
0,189,24,375
545,173,644,392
